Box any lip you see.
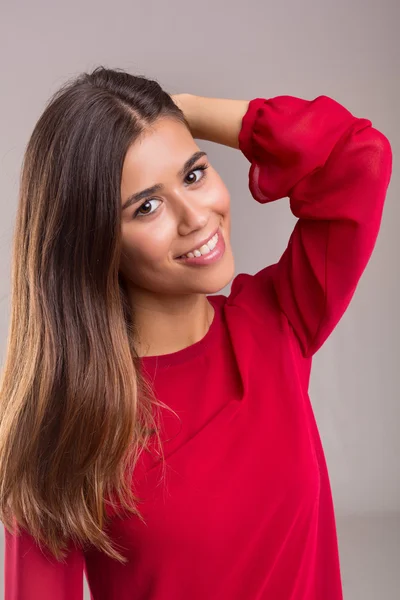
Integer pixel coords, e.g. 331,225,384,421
175,228,225,266
174,226,220,259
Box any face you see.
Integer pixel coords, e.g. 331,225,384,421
119,117,234,301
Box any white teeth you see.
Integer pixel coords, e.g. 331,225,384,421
207,234,218,251
181,232,219,259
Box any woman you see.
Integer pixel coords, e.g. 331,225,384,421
0,67,392,599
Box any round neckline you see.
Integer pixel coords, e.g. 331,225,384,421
139,296,223,370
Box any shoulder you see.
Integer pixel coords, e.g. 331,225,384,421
211,267,310,390
227,264,279,316
208,266,277,314
210,265,289,340
210,265,300,345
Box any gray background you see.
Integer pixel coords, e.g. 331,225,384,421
0,0,399,598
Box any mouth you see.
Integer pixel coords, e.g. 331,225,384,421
175,227,225,266
175,227,220,260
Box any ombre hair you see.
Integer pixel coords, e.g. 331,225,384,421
0,66,188,563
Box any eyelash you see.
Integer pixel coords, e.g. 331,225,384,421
133,162,210,219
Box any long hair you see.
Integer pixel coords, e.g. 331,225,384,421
0,66,187,564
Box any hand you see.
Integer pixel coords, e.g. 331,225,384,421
171,93,186,113
170,93,247,148
170,93,198,137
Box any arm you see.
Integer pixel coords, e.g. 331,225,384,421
175,93,393,357
171,93,249,148
4,524,84,600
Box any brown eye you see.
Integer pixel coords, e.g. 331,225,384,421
134,199,162,219
133,164,209,220
185,171,198,184
184,164,209,185
139,201,152,214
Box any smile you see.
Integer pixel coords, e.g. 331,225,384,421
175,228,226,267
180,232,219,258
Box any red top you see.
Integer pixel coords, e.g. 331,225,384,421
4,95,392,600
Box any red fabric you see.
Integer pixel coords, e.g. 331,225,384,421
4,95,392,600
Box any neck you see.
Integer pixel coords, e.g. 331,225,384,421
127,289,215,358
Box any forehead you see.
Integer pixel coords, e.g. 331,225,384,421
121,118,198,194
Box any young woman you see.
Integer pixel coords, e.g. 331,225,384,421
1,67,392,600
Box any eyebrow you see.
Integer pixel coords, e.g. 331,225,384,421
122,151,208,212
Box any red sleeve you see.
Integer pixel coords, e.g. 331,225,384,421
238,95,393,357
4,524,84,600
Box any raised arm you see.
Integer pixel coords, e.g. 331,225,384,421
237,95,392,356
174,92,393,357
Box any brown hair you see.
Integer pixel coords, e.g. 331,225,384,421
0,66,187,563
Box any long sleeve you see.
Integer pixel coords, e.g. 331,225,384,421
238,95,393,357
4,524,84,600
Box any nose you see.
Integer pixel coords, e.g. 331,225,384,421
175,193,210,237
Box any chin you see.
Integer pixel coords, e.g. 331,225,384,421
195,257,236,296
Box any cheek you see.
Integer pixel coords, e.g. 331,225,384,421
211,177,231,215
121,225,172,272
119,240,161,287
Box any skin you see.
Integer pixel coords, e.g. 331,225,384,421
119,117,235,357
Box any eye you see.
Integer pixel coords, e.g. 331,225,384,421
133,163,209,219
184,163,209,185
134,198,162,218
